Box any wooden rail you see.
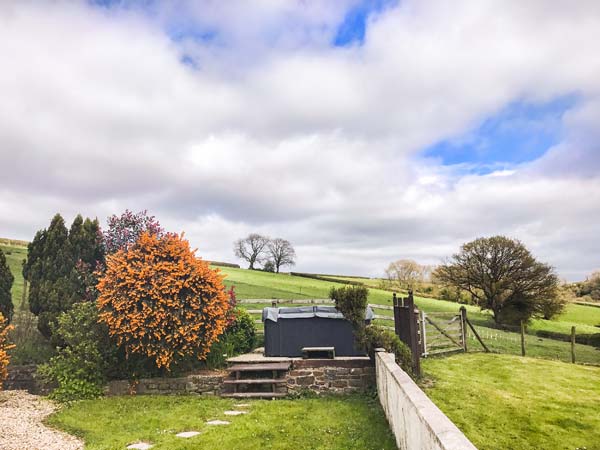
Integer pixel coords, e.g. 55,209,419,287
238,299,334,304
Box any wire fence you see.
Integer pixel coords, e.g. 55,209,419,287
240,299,600,366
467,324,600,366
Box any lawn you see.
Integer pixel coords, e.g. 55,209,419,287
48,395,396,450
422,353,600,450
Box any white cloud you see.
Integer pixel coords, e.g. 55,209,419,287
0,0,599,280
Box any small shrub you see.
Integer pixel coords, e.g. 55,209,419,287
206,308,256,369
330,285,369,346
262,261,275,272
0,313,15,388
38,302,109,402
364,325,412,375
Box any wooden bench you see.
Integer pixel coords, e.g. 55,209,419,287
301,347,335,359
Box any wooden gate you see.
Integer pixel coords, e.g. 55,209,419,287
420,311,466,356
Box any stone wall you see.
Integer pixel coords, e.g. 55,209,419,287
286,357,375,394
106,372,224,396
4,365,52,395
375,351,477,450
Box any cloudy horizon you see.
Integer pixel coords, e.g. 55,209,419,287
1,0,599,281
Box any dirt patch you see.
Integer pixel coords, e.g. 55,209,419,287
0,390,83,450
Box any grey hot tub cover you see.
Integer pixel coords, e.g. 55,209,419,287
262,305,374,323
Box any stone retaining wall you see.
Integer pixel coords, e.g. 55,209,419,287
5,365,52,395
287,358,375,394
106,372,224,396
8,358,376,397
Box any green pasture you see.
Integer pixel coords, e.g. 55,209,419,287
423,353,600,450
0,243,27,309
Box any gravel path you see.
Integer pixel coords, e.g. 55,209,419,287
0,390,83,450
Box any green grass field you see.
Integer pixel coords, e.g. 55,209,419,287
218,266,600,364
0,242,54,364
48,395,396,450
0,243,27,309
422,353,600,450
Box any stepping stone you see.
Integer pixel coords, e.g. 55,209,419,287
206,420,230,425
234,403,251,408
127,443,153,450
224,410,247,416
176,431,201,438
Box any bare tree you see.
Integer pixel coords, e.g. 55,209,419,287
234,234,270,270
385,259,425,290
268,238,296,273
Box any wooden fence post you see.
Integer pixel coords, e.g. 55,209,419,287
460,306,468,352
571,326,576,364
392,291,421,377
520,321,526,357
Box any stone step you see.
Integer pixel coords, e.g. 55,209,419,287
221,392,287,399
223,378,287,385
228,362,291,372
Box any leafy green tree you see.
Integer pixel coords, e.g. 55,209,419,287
0,249,14,323
434,236,561,325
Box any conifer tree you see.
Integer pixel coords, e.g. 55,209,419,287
28,214,73,338
24,213,106,340
68,215,104,302
0,249,14,323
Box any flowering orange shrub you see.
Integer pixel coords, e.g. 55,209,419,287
96,232,229,370
0,312,14,389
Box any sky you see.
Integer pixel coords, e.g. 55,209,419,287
1,0,599,281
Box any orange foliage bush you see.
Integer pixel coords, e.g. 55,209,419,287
97,232,229,370
0,312,14,389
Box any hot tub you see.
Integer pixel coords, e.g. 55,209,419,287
262,305,374,357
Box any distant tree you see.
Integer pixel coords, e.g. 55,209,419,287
234,234,270,270
385,259,425,290
434,236,562,325
577,271,600,300
268,238,296,273
97,232,230,370
103,209,163,254
0,249,14,323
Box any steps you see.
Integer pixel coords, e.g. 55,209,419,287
224,362,291,399
221,392,287,399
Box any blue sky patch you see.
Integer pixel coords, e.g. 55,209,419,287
422,95,578,171
333,0,397,46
